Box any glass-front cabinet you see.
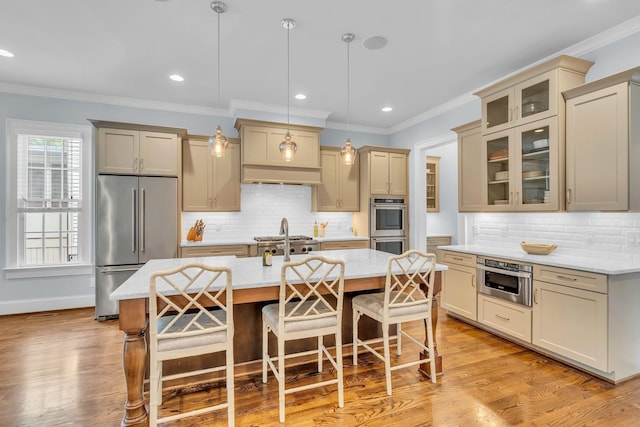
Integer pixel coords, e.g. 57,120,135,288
482,70,558,135
483,117,559,211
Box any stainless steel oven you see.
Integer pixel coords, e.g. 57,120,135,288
370,198,407,237
371,236,407,255
477,257,533,307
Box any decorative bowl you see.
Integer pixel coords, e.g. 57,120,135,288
520,241,557,255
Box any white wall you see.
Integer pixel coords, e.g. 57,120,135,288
183,184,353,240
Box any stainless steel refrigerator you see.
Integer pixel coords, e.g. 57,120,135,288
95,175,178,320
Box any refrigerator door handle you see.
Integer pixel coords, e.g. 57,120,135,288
100,267,140,273
140,188,146,252
131,188,136,252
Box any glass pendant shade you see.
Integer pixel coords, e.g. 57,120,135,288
208,125,229,157
279,131,297,162
340,137,356,165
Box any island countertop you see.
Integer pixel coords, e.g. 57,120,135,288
111,249,447,301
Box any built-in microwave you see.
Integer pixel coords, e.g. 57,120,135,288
370,198,407,237
371,236,407,255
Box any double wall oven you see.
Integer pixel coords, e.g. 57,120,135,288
370,198,407,255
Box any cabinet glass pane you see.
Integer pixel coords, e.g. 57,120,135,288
426,160,436,210
520,125,550,206
521,80,550,118
486,95,509,130
486,136,510,206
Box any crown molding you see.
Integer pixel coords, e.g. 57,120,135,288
0,82,231,117
323,120,388,135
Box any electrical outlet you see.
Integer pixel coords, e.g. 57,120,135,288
626,231,640,246
585,230,594,244
90,278,95,288
499,224,508,237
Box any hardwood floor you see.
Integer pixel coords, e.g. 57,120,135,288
1,306,639,426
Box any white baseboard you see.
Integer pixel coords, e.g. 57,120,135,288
0,294,95,316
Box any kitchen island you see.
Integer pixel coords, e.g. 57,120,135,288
110,249,447,426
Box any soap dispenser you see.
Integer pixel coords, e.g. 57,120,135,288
313,221,319,238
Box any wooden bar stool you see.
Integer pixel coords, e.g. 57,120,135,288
352,250,437,395
148,263,234,426
262,255,346,423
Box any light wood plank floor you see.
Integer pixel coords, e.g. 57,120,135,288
1,307,639,426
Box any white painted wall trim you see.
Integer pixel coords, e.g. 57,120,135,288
0,294,94,316
410,132,457,252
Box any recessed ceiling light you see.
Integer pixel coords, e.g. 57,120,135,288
363,36,388,50
0,49,15,58
169,74,184,82
382,106,393,112
295,93,307,100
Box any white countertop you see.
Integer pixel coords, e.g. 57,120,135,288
440,244,640,275
181,235,368,247
110,248,447,301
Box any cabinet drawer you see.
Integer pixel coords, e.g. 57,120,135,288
441,251,476,268
319,240,370,250
181,245,249,258
533,265,607,294
426,236,451,247
478,294,532,343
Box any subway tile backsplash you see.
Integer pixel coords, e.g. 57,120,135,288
471,212,640,263
182,184,353,240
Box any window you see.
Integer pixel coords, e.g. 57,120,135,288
5,119,92,278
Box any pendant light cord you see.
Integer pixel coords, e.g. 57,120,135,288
286,23,291,132
217,10,221,116
346,37,350,129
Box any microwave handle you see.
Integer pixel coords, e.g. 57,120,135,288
476,263,532,279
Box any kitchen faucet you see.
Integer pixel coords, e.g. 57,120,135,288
279,217,291,261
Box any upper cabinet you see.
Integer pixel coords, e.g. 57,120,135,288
482,117,559,211
471,55,593,212
234,119,322,185
564,67,640,211
364,148,408,196
182,136,241,212
312,146,359,212
426,156,440,212
96,127,180,176
453,120,483,212
476,55,593,135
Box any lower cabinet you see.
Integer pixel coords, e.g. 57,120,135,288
181,245,253,258
318,240,370,250
532,265,608,371
441,251,477,321
478,294,532,343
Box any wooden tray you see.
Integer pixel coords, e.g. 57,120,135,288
520,241,557,255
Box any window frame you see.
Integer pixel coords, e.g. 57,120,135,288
5,119,93,279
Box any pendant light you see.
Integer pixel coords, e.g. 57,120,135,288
279,18,297,162
340,33,357,165
208,1,229,157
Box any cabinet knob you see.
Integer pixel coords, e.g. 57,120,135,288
139,158,144,172
566,189,572,204
133,158,138,172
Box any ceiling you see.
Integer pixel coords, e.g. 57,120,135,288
2,0,640,133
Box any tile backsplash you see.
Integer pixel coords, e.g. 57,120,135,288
471,212,640,263
182,184,353,240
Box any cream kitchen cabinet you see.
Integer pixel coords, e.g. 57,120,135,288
235,119,322,185
369,150,407,196
313,146,359,212
181,244,251,258
483,117,560,211
441,251,477,321
453,120,483,212
475,55,592,135
182,136,240,212
426,156,440,212
426,236,451,261
478,294,532,343
532,264,608,371
97,127,180,176
564,67,640,211
318,239,369,250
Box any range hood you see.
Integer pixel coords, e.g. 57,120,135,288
236,119,322,185
242,164,321,185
